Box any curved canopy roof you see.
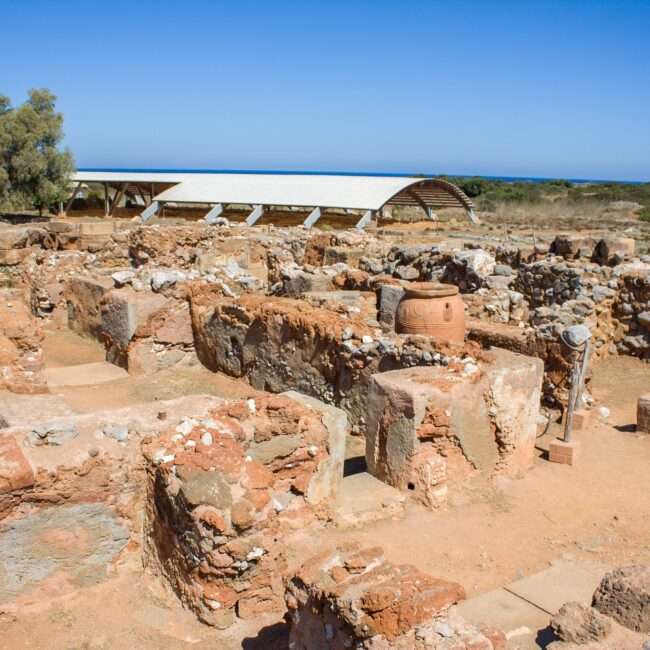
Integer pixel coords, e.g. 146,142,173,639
74,171,474,215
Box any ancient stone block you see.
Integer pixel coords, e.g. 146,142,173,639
323,246,365,268
467,319,538,356
551,602,612,645
280,267,336,295
0,226,30,250
65,275,113,338
592,565,650,633
100,288,168,366
365,348,543,504
378,282,405,328
286,544,504,649
281,391,348,504
0,436,35,495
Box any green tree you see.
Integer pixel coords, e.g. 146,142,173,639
0,88,74,213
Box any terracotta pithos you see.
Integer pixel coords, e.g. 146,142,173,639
396,282,465,342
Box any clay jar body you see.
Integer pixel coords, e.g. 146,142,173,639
396,282,465,343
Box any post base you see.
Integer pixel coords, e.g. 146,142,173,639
549,439,580,466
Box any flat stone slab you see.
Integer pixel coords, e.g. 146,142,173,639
334,472,405,528
505,559,607,615
0,393,75,427
457,588,549,642
0,503,129,602
44,362,128,387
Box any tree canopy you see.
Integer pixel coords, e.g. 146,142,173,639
0,89,75,213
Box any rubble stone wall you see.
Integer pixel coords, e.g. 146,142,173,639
143,393,347,628
189,289,483,432
0,289,47,394
285,543,505,649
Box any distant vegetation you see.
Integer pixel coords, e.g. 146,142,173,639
0,89,74,214
441,175,650,221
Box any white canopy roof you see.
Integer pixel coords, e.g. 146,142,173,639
155,173,434,210
73,171,474,215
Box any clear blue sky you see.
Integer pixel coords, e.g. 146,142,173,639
2,0,649,181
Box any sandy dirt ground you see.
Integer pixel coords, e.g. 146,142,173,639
1,333,649,649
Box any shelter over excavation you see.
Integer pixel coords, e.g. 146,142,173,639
70,171,477,228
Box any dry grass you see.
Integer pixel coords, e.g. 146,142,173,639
480,199,650,232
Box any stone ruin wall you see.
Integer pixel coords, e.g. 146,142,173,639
143,392,346,628
285,543,506,649
2,216,650,644
188,287,496,434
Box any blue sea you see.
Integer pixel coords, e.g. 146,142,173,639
78,168,645,185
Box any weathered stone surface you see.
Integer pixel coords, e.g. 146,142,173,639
378,282,405,328
286,544,503,649
592,565,650,633
0,503,128,602
180,470,233,509
323,246,366,268
303,290,377,321
280,266,336,295
365,348,543,505
100,288,168,366
0,436,35,495
282,391,348,504
144,394,340,627
29,420,79,446
0,290,48,394
551,602,612,644
65,275,114,338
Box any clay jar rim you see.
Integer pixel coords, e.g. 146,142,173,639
402,282,459,299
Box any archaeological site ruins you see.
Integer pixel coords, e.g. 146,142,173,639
0,181,649,649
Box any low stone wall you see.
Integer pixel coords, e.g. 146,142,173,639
188,288,483,432
0,395,222,520
613,266,650,357
357,235,649,361
64,277,198,373
143,393,347,628
0,289,47,394
285,543,505,649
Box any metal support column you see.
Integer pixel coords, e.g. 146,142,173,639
204,203,224,224
302,207,322,228
245,204,264,226
355,209,373,230
140,201,160,222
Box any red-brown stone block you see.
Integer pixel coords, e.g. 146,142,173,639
549,439,580,466
286,544,505,649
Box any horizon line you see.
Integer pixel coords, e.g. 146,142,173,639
77,167,648,185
